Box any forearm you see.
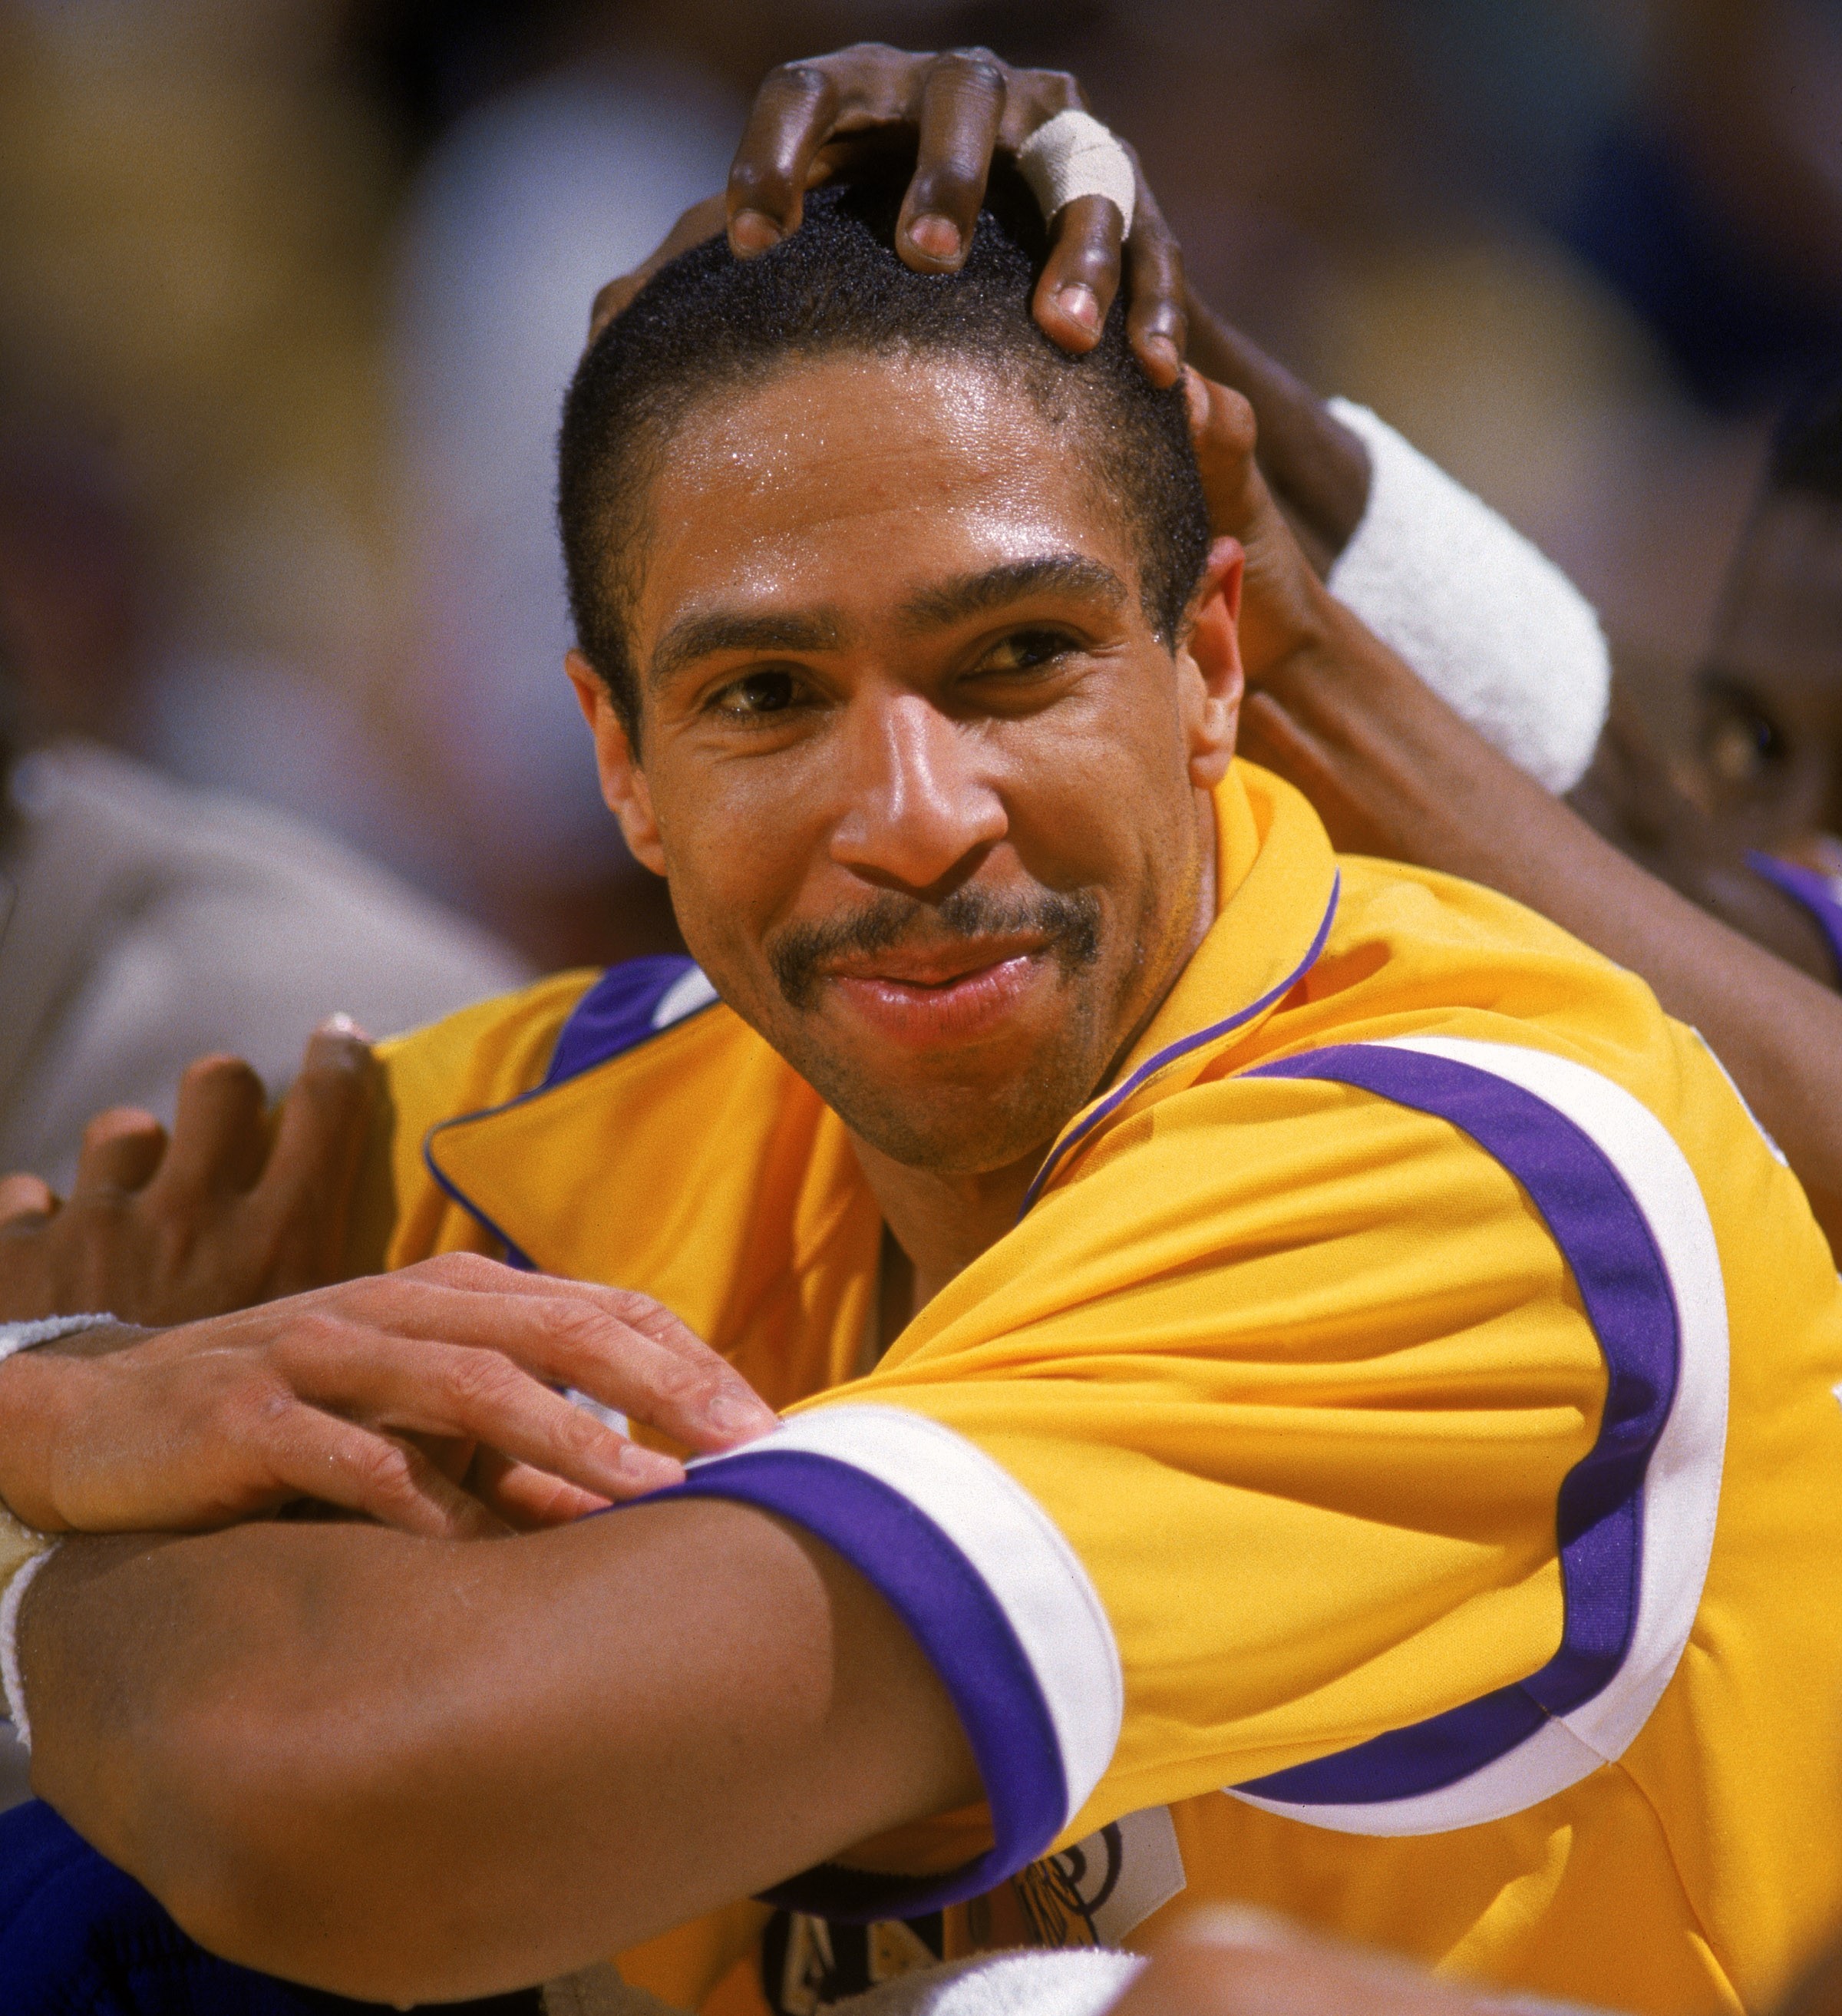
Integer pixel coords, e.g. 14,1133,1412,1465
20,1499,972,2003
1244,597,1842,1233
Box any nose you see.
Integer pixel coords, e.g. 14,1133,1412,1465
828,692,1008,892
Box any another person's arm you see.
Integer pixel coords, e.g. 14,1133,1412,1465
1184,373,1842,1241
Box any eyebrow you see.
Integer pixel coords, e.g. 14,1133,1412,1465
648,609,848,690
899,554,1129,631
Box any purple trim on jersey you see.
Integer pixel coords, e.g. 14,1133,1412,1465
1018,873,1342,1218
421,956,715,1272
1231,1043,1679,1806
1748,852,1842,983
655,1449,1069,1920
542,955,708,1088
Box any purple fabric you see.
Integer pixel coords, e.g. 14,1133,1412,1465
656,1449,1070,1919
1233,1043,1680,1806
419,955,710,1271
1748,852,1842,983
1019,873,1342,1217
541,956,707,1088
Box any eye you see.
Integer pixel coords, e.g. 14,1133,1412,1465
711,669,801,719
974,627,1079,677
1702,690,1788,788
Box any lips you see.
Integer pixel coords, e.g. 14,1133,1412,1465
822,944,1050,1046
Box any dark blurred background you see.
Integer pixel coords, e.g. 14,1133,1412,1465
2,0,1837,971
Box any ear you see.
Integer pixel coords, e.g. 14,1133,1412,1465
566,651,668,875
1177,537,1245,791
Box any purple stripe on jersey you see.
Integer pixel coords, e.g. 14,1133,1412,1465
658,1449,1070,1919
1232,1043,1680,1806
543,954,706,1088
1019,873,1342,1218
1748,852,1842,983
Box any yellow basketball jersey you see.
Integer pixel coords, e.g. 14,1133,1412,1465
354,763,1842,2016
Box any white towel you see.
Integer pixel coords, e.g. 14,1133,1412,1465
1326,400,1610,795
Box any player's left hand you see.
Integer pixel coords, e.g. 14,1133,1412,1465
589,43,1185,384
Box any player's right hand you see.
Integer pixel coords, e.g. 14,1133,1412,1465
0,1253,780,1540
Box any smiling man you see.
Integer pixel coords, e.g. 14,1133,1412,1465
6,174,1842,2016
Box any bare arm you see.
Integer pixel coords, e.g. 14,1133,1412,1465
1240,588,1842,1241
20,1498,976,2004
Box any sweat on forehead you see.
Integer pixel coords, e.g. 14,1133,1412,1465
556,168,1210,739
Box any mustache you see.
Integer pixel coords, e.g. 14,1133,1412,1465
768,884,1102,1010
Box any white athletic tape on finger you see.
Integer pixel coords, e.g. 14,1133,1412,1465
0,1313,115,1367
1015,110,1137,238
0,1511,57,1749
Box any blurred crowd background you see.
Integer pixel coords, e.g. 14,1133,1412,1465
2,0,1838,973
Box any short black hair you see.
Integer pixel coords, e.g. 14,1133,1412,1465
557,167,1210,739
1768,370,1842,507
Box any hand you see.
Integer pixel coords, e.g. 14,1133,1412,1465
0,1252,781,1538
0,1020,374,1327
1183,367,1337,683
589,44,1186,383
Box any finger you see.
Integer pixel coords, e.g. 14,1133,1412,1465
1185,370,1263,537
251,1020,375,1288
1123,172,1187,386
73,1108,169,1195
469,1450,611,1531
727,61,842,254
1031,193,1125,354
150,1053,269,1198
0,1172,58,1225
262,1405,509,1539
267,1323,688,1500
335,1256,781,1449
897,49,1006,270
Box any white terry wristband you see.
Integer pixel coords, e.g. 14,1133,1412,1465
1016,111,1137,236
0,1509,56,1749
0,1315,110,1746
0,1313,116,1365
1325,399,1609,795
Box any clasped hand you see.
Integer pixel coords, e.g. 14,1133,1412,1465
0,1026,778,1539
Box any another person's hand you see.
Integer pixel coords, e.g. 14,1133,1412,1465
0,1020,375,1327
1183,368,1334,682
0,1252,779,1539
590,44,1185,382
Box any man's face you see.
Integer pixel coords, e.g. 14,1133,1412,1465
1694,490,1842,859
572,351,1240,1177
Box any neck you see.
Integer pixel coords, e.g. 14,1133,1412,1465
853,790,1221,1323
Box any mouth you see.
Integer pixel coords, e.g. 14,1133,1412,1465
820,938,1052,1047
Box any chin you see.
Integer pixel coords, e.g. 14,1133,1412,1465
824,1066,1094,1177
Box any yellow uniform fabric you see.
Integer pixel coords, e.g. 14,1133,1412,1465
355,763,1842,2016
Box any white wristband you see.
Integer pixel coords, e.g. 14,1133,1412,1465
1325,399,1609,795
1015,110,1137,238
0,1509,56,1748
0,1313,116,1365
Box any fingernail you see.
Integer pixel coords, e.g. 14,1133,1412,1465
1183,366,1209,428
618,1444,685,1492
706,1389,777,1439
317,1011,371,1041
1056,283,1101,333
908,213,962,262
1145,333,1180,380
731,209,782,254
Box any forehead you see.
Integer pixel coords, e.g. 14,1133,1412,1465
1715,491,1842,702
630,351,1137,649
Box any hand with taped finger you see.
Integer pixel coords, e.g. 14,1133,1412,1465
0,1016,376,1327
0,1250,780,1540
589,44,1183,383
